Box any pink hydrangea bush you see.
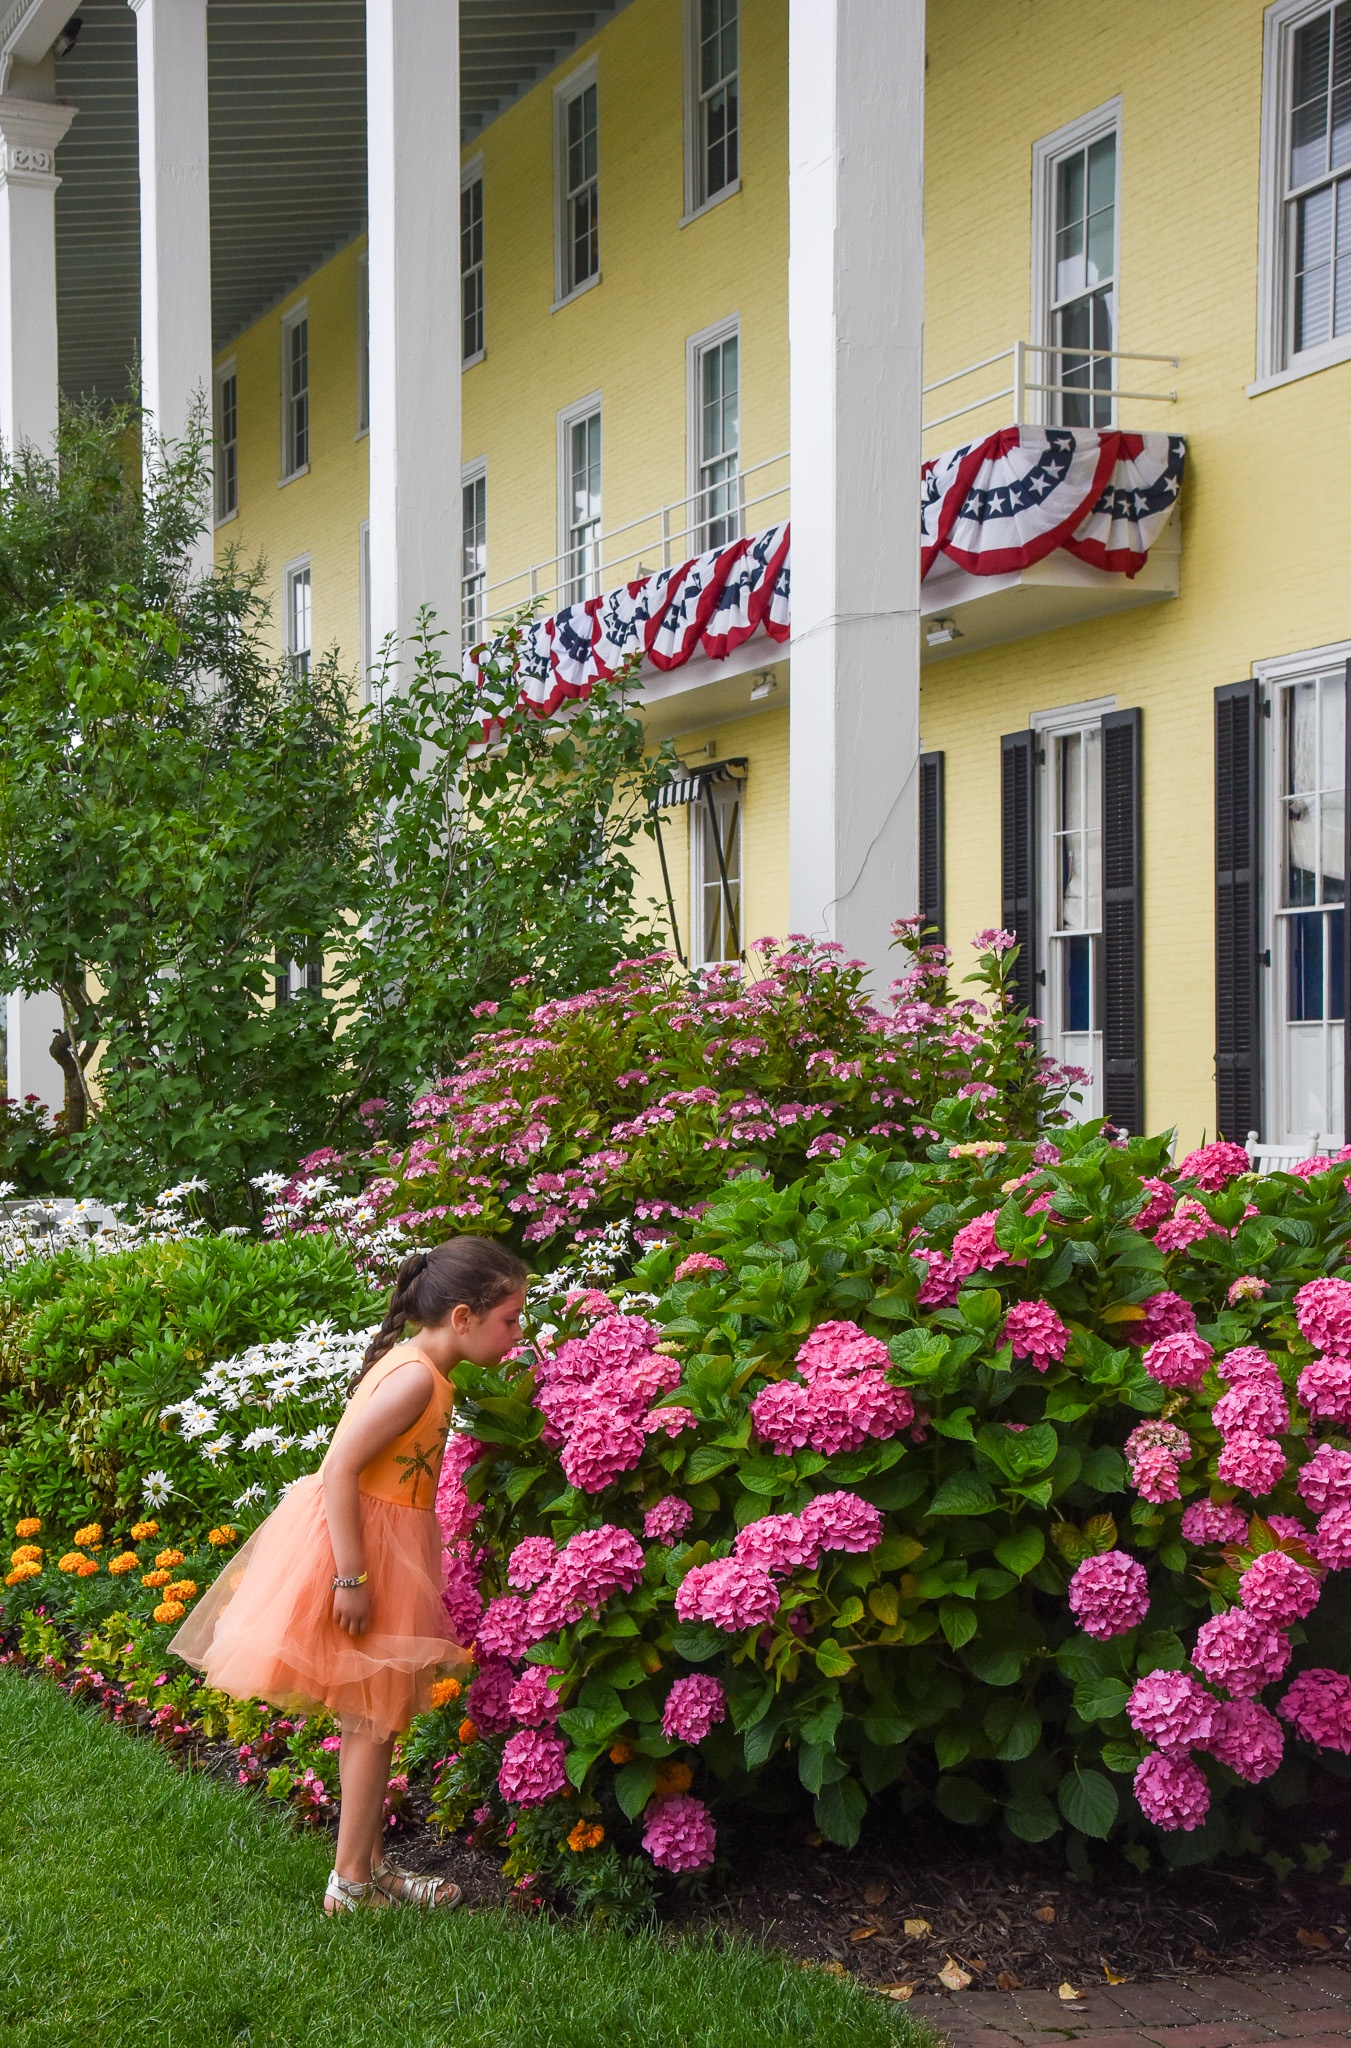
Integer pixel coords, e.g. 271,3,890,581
1067,1551,1150,1638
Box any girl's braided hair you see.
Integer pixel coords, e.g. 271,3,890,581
356,1235,530,1383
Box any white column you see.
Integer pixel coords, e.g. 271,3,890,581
0,94,75,453
366,0,461,669
129,0,213,566
787,0,925,986
5,990,64,1109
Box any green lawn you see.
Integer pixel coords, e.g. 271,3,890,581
0,1671,933,2048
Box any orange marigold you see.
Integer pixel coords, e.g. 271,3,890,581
565,1820,605,1852
14,1517,41,1538
106,1552,139,1576
74,1557,98,1577
142,1568,171,1588
129,1520,159,1541
153,1599,186,1624
457,1717,479,1745
5,1561,41,1585
429,1677,463,1708
10,1544,41,1565
57,1552,84,1573
166,1579,197,1601
155,1548,184,1569
609,1739,637,1765
74,1523,103,1548
655,1761,693,1797
207,1526,237,1547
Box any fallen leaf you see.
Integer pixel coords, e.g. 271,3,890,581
864,1882,889,1908
876,1983,916,2002
1297,1928,1332,1951
964,1958,987,1973
939,1958,973,1992
849,1926,880,1943
1102,1963,1127,1985
1058,1983,1086,2003
903,1917,932,1938
1034,1905,1057,1924
996,1971,1022,1992
819,1960,847,1978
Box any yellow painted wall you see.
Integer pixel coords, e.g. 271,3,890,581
920,0,1351,1147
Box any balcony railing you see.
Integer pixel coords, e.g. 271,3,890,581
922,339,1180,440
470,450,790,633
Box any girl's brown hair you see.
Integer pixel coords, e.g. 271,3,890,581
357,1235,530,1382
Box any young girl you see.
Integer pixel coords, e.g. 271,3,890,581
171,1235,529,1914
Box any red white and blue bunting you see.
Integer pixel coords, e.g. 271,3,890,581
468,430,1184,711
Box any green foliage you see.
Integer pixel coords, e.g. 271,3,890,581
0,1094,72,1196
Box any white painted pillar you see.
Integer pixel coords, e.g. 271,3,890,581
5,990,65,1112
787,0,925,986
365,0,461,669
129,0,213,567
0,93,75,453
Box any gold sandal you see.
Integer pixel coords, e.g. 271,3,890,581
324,1869,379,1913
372,1858,463,1910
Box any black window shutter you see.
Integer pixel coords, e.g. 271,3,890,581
1000,730,1037,1015
918,751,945,942
1101,708,1143,1133
1214,680,1261,1141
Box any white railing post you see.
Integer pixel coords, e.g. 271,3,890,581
1013,338,1026,423
661,503,671,570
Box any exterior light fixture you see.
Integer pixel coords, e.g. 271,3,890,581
925,617,963,647
749,671,777,700
54,16,82,56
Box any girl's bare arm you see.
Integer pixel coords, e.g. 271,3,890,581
322,1359,433,1635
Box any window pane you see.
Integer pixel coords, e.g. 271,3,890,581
1334,3,1351,167
1293,13,1332,187
1055,149,1085,234
1063,933,1093,1032
1288,911,1325,1019
1055,219,1085,302
1086,133,1115,217
1296,185,1335,348
1332,903,1347,1018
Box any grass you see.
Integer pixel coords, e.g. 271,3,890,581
0,1670,934,2048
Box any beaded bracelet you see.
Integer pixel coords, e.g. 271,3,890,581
331,1571,368,1589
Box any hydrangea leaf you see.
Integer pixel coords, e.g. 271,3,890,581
1057,1767,1118,1838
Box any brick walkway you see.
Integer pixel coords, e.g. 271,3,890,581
910,1964,1351,2048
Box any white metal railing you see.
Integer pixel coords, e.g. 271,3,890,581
922,339,1180,438
473,450,789,630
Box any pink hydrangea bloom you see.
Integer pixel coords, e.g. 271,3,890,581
1213,1379,1290,1439
1238,1549,1321,1626
642,1793,717,1873
435,1433,487,1545
1297,1355,1351,1426
674,1556,780,1633
507,1665,562,1727
644,1496,694,1544
796,1321,891,1381
1138,1291,1198,1343
1313,1502,1351,1569
673,1253,728,1282
799,1490,884,1555
1180,1499,1249,1548
1216,1432,1287,1496
916,1250,962,1308
1004,1299,1070,1371
1155,1199,1225,1255
643,1406,697,1440
1220,1344,1283,1385
559,1409,648,1492
661,1674,727,1744
507,1536,557,1592
497,1727,568,1806
1227,1275,1270,1305
1142,1330,1214,1390
1125,1421,1191,1503
1265,1514,1309,1544
442,1542,486,1641
1177,1141,1252,1190
525,1525,646,1637
1134,1749,1210,1830
749,1322,914,1459
1192,1609,1291,1698
749,1379,814,1453
1135,1178,1179,1232
465,1657,517,1735
1297,1443,1351,1516
1278,1668,1351,1752
475,1594,535,1664
1295,1277,1351,1356
734,1513,820,1576
1205,1698,1284,1782
950,1210,1008,1278
1067,1550,1150,1639
1128,1669,1218,1750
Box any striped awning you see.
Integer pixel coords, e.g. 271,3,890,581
651,758,747,811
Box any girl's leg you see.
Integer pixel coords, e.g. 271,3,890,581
331,1723,394,1895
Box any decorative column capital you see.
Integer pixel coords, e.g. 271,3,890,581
0,95,74,187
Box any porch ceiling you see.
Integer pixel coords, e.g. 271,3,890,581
52,0,625,403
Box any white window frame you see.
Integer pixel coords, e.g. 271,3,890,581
683,0,741,223
553,57,600,310
280,301,309,482
355,253,369,437
461,155,485,365
557,392,602,605
686,314,741,553
1029,97,1122,428
1255,637,1351,1145
1254,0,1351,392
213,357,238,526
358,520,372,695
461,457,487,647
283,556,312,677
1031,695,1117,1120
689,778,744,968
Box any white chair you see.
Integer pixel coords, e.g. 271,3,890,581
1245,1130,1322,1173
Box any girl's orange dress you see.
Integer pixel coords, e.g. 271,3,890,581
170,1348,470,1740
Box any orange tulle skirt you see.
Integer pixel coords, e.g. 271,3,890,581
169,1474,469,1741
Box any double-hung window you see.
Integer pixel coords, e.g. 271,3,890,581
461,165,484,363
559,401,601,603
691,780,743,965
687,0,739,213
462,465,487,646
1038,709,1107,1117
1034,105,1120,426
690,322,739,551
1259,3,1351,381
281,306,309,479
214,363,237,523
556,69,599,302
284,560,312,678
